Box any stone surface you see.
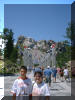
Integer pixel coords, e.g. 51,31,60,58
0,71,72,100
3,71,71,96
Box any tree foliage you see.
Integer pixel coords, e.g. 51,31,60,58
65,23,75,60
3,28,18,68
4,28,14,59
56,41,71,68
65,23,75,46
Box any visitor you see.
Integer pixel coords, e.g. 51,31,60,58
11,66,32,100
60,68,64,82
32,68,50,100
64,67,70,82
43,66,52,86
52,66,57,83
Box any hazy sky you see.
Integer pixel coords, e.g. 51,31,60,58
0,0,74,42
4,4,71,42
0,0,74,32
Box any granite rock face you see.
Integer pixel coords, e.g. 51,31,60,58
17,36,57,68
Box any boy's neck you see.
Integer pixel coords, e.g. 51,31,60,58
20,75,27,80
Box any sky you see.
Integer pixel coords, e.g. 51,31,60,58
0,0,75,42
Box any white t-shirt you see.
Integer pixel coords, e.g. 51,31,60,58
32,82,50,96
64,69,69,76
11,77,32,96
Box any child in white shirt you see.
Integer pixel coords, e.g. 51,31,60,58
32,68,50,100
11,66,32,100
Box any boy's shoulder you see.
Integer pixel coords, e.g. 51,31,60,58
13,78,19,85
17,77,32,82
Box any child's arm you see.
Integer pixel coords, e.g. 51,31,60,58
12,93,16,100
45,84,50,97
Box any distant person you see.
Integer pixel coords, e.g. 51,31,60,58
40,66,44,76
57,67,61,78
52,66,57,82
60,68,64,82
40,66,44,71
64,67,70,81
32,68,50,100
32,66,35,73
43,66,52,86
11,66,32,100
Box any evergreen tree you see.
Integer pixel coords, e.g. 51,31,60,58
65,23,75,60
56,41,71,68
4,28,14,59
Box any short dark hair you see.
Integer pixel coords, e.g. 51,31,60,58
20,66,27,71
34,72,43,77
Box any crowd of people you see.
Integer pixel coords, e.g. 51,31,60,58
57,66,70,82
11,65,70,100
34,65,70,85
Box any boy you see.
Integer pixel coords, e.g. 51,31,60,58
11,66,32,100
32,68,50,100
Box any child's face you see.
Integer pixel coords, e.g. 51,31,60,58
20,69,27,76
34,73,42,84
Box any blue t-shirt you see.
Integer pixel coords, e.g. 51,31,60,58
44,69,52,77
